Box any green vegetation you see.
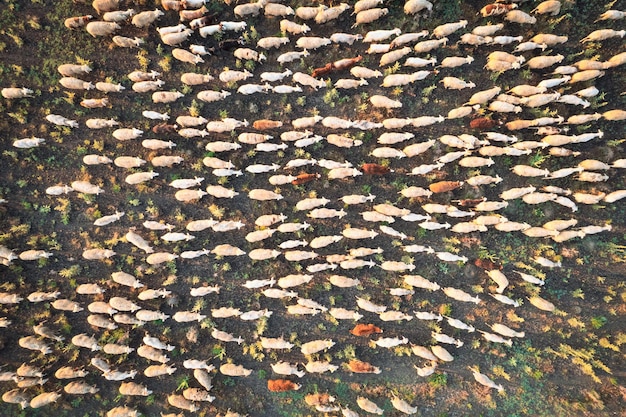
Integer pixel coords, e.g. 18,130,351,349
528,152,549,168
59,264,81,278
590,316,607,329
323,88,340,107
428,373,448,389
176,375,190,391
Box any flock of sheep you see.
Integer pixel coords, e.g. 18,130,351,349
1,0,624,415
